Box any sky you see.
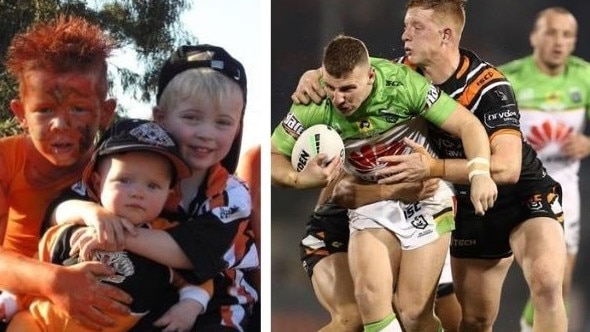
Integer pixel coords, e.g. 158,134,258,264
113,0,269,153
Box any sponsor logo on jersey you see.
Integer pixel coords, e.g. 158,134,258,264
358,119,371,129
545,92,560,104
430,128,465,158
411,219,427,230
451,239,477,247
95,251,135,283
570,89,582,103
385,79,403,87
404,202,422,219
71,181,87,196
476,70,495,87
378,109,401,123
405,203,428,230
348,141,406,180
494,90,508,101
219,205,241,219
281,112,304,138
526,193,547,213
483,106,519,129
356,119,378,137
425,85,440,108
526,120,572,151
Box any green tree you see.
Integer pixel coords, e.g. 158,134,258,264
0,0,193,135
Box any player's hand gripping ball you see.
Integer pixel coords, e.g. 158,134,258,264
291,124,345,172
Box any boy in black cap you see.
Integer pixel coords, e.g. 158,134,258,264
46,45,259,331
6,119,203,331
149,44,259,331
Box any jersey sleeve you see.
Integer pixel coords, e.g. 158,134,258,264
38,223,81,264
271,102,330,157
478,80,521,137
166,177,257,284
385,62,457,126
421,90,458,126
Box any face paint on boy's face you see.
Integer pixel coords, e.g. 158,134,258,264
17,70,106,166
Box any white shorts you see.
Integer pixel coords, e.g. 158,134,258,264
551,171,580,254
438,249,453,285
348,181,455,250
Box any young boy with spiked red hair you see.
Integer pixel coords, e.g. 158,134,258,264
0,16,131,330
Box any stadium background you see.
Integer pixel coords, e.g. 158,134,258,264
271,1,590,331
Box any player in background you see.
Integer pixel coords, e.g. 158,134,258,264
498,7,590,332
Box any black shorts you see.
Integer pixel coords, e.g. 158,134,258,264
436,282,454,298
451,176,564,259
300,202,350,278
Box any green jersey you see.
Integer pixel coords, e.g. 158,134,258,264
272,57,457,182
500,55,590,175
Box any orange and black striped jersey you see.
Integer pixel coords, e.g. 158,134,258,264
163,162,259,331
399,49,549,207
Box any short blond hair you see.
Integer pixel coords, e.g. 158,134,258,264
158,65,244,114
406,0,466,37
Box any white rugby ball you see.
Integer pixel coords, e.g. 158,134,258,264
291,124,345,172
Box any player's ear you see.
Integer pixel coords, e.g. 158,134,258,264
91,171,102,196
529,31,537,49
10,99,27,129
153,106,165,123
100,98,117,130
368,68,376,85
442,28,452,43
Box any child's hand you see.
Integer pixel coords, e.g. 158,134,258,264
69,227,107,260
83,204,136,251
153,299,203,332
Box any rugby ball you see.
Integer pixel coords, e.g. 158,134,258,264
291,124,345,172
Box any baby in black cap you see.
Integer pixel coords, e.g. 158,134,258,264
8,119,194,332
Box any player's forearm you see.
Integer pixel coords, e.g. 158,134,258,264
454,117,492,182
125,228,193,269
488,134,522,184
270,152,299,188
458,117,491,162
434,159,469,184
438,107,491,182
345,182,383,208
334,181,414,208
0,249,59,297
443,131,522,185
